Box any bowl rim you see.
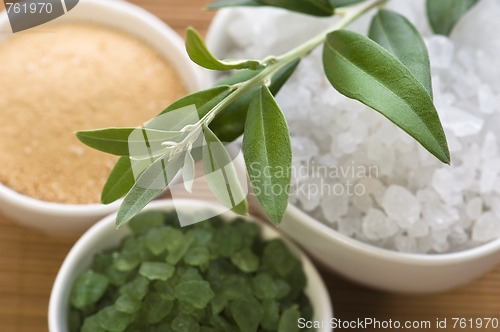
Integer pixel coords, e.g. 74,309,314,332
0,0,204,214
205,6,500,264
0,183,122,214
48,199,333,332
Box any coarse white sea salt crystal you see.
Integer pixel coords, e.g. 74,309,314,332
422,202,459,230
295,177,322,212
462,144,482,171
479,158,500,193
417,235,434,253
366,140,396,176
357,177,386,206
408,219,430,238
338,216,362,237
352,192,373,214
416,188,440,204
452,166,476,192
444,134,463,154
472,212,500,242
336,132,360,154
478,84,497,114
426,35,455,69
452,0,500,57
495,178,500,195
372,121,400,147
321,192,349,223
226,10,279,51
382,185,421,228
394,235,418,253
386,0,429,33
440,106,484,137
481,132,498,160
449,226,469,248
432,239,450,254
291,136,319,162
431,169,463,205
431,227,450,244
466,197,483,220
362,208,399,240
485,196,500,218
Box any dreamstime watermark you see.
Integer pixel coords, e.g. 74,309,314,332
4,0,79,33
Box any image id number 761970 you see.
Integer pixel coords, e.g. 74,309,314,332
451,318,499,329
6,2,53,14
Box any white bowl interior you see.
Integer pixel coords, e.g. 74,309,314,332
49,199,333,332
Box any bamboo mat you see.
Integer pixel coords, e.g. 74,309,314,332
1,1,500,331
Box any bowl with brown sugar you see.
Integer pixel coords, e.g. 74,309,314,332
0,0,205,233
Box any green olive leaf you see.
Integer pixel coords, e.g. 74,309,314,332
156,85,232,120
257,0,333,16
216,69,263,87
323,30,450,164
101,156,134,204
76,128,182,157
369,9,433,98
211,60,300,142
243,86,292,224
100,86,232,204
202,126,248,215
208,0,333,16
329,0,364,7
426,0,480,36
76,128,134,156
267,60,301,94
116,155,184,227
186,27,262,71
101,153,172,205
207,0,260,10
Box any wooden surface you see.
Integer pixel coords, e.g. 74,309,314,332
1,1,500,331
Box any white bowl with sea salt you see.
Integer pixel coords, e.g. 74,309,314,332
207,0,500,292
0,0,204,234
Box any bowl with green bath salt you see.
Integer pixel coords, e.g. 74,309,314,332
49,199,332,332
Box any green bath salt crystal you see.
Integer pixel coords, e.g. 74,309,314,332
119,276,150,300
69,210,314,331
139,262,175,281
114,293,141,314
70,270,109,310
175,280,215,309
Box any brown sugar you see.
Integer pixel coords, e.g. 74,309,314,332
0,23,187,204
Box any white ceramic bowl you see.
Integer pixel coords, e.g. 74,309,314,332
206,8,500,293
283,204,500,293
49,199,333,332
0,0,204,234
